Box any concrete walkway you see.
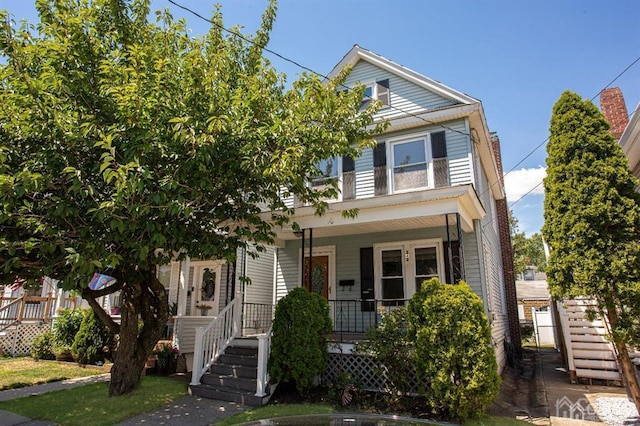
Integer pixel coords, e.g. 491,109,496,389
538,349,634,425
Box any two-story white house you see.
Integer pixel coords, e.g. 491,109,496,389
169,45,518,405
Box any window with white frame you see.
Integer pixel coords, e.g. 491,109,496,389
387,131,448,193
375,239,444,305
392,138,429,191
360,79,390,110
311,157,340,187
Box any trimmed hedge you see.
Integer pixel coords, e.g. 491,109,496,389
407,278,501,421
268,287,332,394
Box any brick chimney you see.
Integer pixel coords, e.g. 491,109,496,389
600,87,629,141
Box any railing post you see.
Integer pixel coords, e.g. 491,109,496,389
233,293,242,338
16,296,25,323
43,292,52,322
190,326,204,386
255,331,270,397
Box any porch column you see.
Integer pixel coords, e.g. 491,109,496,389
177,258,190,316
456,212,466,281
445,214,454,284
300,229,306,287
308,228,313,289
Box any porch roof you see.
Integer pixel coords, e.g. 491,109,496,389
268,184,485,245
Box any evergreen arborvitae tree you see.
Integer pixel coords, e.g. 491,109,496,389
543,90,640,413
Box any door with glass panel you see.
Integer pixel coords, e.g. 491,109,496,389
380,248,405,306
413,246,439,292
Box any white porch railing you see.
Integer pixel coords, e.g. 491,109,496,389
190,293,243,386
255,327,272,397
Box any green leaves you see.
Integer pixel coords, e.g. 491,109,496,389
0,0,380,290
544,91,640,345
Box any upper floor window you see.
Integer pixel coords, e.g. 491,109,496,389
387,131,449,193
360,78,390,110
392,138,428,191
312,157,339,187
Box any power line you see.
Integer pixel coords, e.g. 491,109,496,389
484,53,640,202
165,0,472,140
166,0,640,214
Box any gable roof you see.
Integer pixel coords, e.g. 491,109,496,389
326,45,505,201
326,45,480,106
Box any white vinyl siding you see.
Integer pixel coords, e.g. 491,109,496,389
447,119,474,185
352,120,472,199
244,245,275,305
355,148,375,198
346,61,459,121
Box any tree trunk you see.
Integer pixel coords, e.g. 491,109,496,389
605,309,640,415
108,267,168,396
614,338,640,414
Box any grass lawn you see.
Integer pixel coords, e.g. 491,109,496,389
0,358,107,390
216,404,531,426
0,375,187,426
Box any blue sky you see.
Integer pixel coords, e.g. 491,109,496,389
2,0,640,235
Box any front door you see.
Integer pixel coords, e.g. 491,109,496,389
303,256,329,299
189,261,221,316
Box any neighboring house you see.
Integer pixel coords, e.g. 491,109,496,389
0,278,80,356
601,88,640,187
516,267,556,347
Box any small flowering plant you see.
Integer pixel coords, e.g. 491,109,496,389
155,344,180,371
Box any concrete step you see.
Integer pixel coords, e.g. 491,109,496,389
211,363,257,379
224,345,258,357
218,353,258,368
189,383,273,406
231,337,258,348
200,374,257,392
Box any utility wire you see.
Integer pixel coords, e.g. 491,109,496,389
166,0,640,216
166,0,472,140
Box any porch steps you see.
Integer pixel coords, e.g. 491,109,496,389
558,299,622,383
189,338,276,406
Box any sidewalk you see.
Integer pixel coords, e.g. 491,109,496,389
537,349,634,425
0,373,249,426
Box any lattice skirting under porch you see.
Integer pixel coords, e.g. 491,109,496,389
323,352,420,393
0,322,52,356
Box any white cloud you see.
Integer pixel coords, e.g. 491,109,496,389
504,166,546,201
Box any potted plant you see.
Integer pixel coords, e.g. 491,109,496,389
195,303,212,316
53,344,74,362
154,344,179,375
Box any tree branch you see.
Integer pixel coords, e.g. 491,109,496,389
81,287,120,335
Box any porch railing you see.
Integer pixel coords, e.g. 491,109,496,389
0,295,73,330
328,298,409,341
255,327,272,397
190,292,243,386
242,303,274,336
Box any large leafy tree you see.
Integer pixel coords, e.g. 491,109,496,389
543,90,640,413
0,0,384,395
510,213,547,275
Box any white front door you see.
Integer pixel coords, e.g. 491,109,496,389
188,261,222,316
374,239,445,304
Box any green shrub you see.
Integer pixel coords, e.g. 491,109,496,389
354,306,414,397
53,308,84,347
71,309,114,365
407,278,501,421
31,330,56,361
268,287,332,394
